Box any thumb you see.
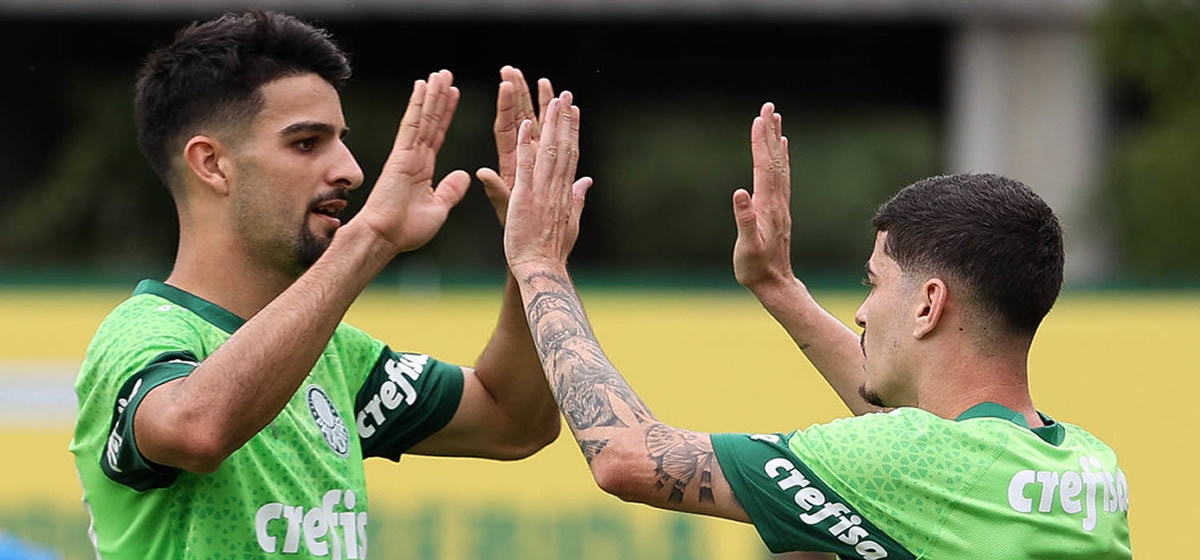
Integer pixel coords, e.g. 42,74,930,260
568,176,594,234
434,169,472,208
571,176,594,213
732,189,758,238
475,167,509,203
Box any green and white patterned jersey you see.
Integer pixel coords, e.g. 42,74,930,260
712,404,1131,559
69,280,464,559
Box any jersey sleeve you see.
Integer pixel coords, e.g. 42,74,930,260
353,346,464,461
74,298,211,492
100,351,196,490
711,428,917,558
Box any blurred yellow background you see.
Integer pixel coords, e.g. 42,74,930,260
1,286,1193,558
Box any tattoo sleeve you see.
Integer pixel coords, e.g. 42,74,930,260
520,271,717,505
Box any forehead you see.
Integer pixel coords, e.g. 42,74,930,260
253,73,345,131
867,231,899,277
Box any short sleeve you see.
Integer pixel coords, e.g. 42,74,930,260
100,351,197,491
711,431,916,558
353,347,464,461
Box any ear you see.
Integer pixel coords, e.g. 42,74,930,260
913,278,948,339
182,135,233,196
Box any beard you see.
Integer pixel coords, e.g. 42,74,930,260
232,190,338,279
858,383,889,408
296,222,332,271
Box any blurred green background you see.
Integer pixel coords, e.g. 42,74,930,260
0,0,1193,285
0,0,1197,559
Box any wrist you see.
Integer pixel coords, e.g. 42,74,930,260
330,222,401,270
509,258,568,282
748,275,808,308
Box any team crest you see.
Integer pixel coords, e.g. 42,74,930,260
306,385,349,458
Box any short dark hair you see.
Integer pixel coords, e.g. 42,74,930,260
134,10,351,187
872,173,1064,337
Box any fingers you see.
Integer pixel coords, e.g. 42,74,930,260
494,80,520,137
750,101,789,203
501,65,537,122
416,70,457,148
514,119,536,194
532,94,565,197
536,78,554,135
552,100,581,205
393,79,427,152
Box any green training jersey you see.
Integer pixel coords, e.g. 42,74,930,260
69,280,465,559
712,404,1131,559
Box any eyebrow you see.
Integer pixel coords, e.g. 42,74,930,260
278,121,349,139
864,262,875,279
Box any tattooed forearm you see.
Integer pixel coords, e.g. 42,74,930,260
520,270,720,507
579,439,609,465
522,272,653,433
645,423,717,503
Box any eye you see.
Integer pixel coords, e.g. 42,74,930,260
861,278,874,289
295,138,317,152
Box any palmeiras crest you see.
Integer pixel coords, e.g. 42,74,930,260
306,384,350,458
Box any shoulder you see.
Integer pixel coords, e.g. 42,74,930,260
80,294,202,379
1055,420,1123,461
788,408,1014,489
91,293,205,350
328,322,387,371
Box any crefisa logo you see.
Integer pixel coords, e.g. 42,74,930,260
307,385,350,458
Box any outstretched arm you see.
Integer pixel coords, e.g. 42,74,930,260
137,71,472,473
502,94,749,521
408,67,563,460
731,104,881,416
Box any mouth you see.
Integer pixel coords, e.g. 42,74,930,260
310,197,348,227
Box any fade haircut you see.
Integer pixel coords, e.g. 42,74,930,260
134,10,351,190
872,173,1065,337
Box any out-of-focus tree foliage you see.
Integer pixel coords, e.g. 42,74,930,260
592,101,937,272
0,19,944,282
0,77,171,269
1097,0,1200,278
0,77,938,278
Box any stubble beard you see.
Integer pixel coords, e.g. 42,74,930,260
858,384,889,408
296,222,332,272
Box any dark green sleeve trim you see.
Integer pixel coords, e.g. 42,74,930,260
100,351,198,491
355,347,464,461
712,432,915,559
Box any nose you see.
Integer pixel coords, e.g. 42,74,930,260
331,140,364,191
854,301,867,329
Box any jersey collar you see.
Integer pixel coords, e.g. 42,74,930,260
955,402,1065,446
133,279,246,335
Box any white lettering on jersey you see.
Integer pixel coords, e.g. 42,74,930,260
1006,455,1129,531
356,354,429,439
106,377,147,473
762,454,889,559
256,489,368,559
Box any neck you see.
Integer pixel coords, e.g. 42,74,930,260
914,338,1043,427
166,226,298,320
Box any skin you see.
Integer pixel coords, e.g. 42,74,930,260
135,68,562,474
502,99,1046,553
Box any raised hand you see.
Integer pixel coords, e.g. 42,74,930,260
477,65,556,225
732,102,794,291
503,91,593,272
353,69,471,253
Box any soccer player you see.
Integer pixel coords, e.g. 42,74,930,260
69,11,564,558
503,102,1133,558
